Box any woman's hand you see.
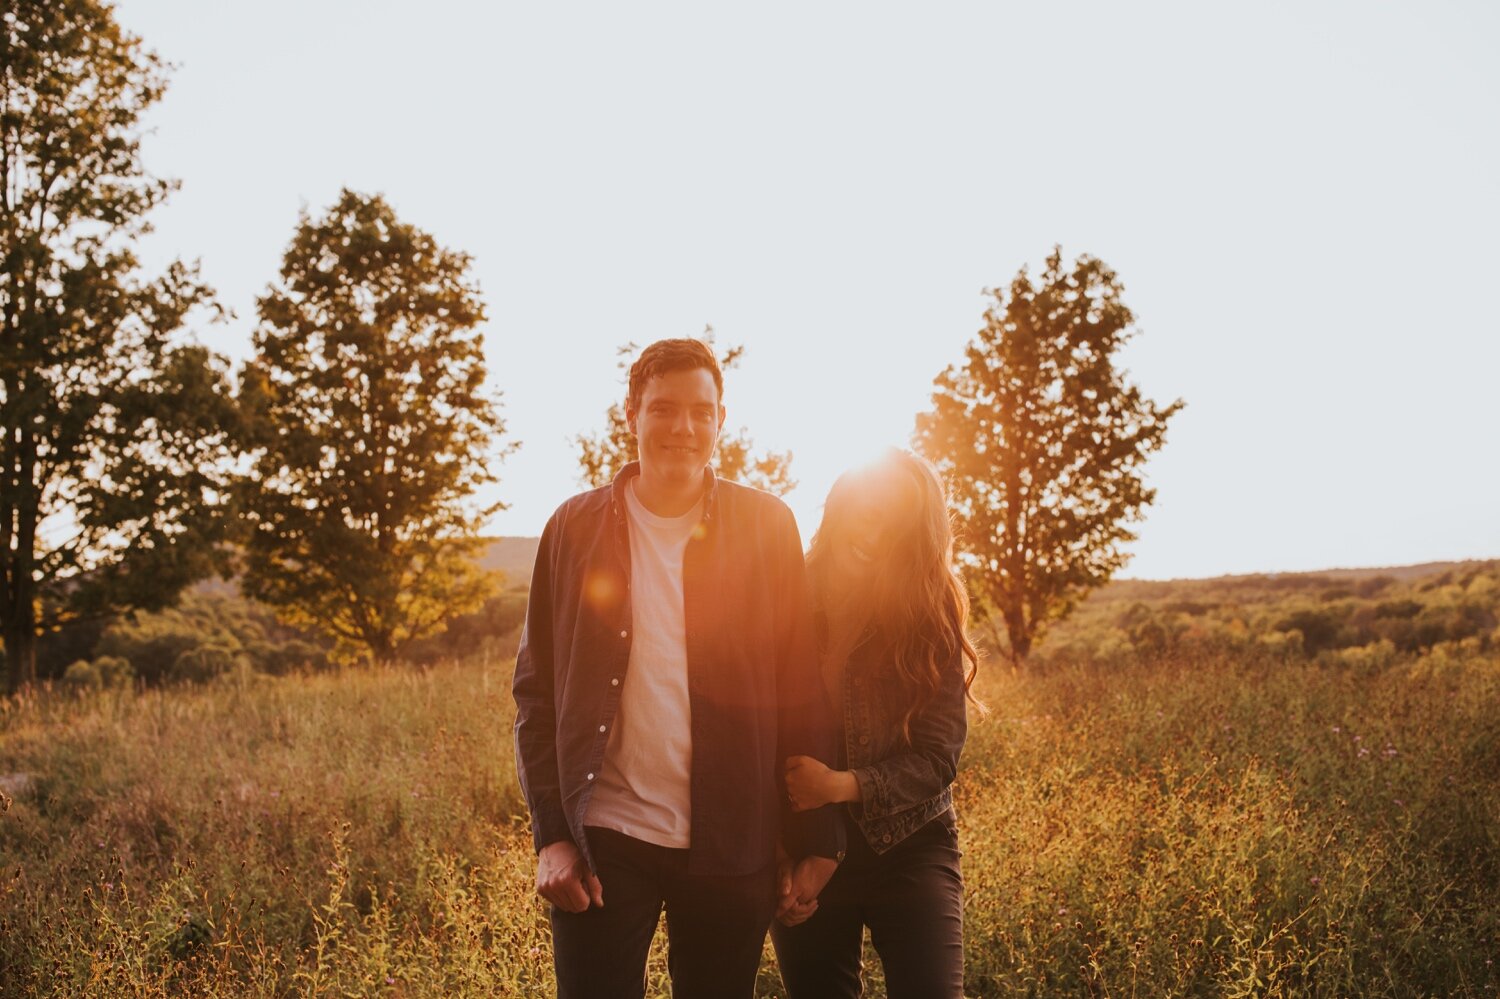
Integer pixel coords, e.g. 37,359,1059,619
784,755,860,811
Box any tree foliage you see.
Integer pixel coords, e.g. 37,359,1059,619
241,190,512,665
574,335,795,495
0,0,239,692
915,248,1182,663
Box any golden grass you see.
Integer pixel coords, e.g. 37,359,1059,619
1,649,1496,997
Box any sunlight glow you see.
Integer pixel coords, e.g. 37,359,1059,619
781,435,916,545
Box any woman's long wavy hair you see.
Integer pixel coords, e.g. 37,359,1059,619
806,448,981,742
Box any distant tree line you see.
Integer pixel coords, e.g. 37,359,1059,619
1025,561,1500,668
50,581,531,691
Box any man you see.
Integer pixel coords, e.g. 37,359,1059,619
513,338,844,998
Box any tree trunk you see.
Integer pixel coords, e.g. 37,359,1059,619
1001,599,1032,668
3,437,41,693
3,613,37,694
368,628,396,667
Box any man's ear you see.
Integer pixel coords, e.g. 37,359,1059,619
625,400,639,437
717,404,727,433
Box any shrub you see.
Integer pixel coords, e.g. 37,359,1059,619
171,642,244,683
60,660,101,689
60,656,133,690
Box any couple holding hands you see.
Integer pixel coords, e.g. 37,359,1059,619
513,338,979,997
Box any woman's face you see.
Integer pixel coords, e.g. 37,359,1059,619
827,492,904,582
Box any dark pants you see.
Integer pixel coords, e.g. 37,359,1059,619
770,812,964,999
550,826,778,999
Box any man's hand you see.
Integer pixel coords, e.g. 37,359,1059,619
776,854,839,926
784,755,859,812
535,840,603,913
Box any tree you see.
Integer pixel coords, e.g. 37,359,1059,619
915,248,1183,664
241,189,512,665
575,334,796,495
0,0,240,692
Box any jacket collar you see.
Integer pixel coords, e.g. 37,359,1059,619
610,460,719,525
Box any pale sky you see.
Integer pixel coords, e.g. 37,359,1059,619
115,0,1499,580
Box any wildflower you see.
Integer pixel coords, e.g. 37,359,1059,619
1309,876,1321,885
1331,725,1340,732
386,976,395,986
1358,747,1370,758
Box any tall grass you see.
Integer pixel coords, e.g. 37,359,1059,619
1,649,1495,996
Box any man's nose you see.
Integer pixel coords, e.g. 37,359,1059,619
671,411,694,435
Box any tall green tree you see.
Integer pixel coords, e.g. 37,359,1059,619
915,248,1183,664
242,189,512,665
0,0,239,692
575,334,796,495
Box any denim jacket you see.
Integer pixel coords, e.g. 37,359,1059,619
840,630,968,854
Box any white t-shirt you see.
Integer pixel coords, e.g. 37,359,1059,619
584,479,700,848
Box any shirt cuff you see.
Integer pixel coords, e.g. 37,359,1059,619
852,765,886,818
530,808,574,854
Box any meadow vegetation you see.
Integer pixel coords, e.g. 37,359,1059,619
2,613,1496,996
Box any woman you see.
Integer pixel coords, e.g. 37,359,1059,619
773,447,980,999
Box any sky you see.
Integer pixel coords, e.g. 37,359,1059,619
113,0,1499,580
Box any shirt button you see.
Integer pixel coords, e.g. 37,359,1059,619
859,735,870,746
586,773,595,781
882,833,892,843
611,678,620,686
598,725,607,733
620,630,628,638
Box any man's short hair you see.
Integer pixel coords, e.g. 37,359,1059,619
627,339,724,410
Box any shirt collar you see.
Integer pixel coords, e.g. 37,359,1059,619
610,461,719,525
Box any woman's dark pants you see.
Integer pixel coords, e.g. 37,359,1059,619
550,826,777,999
770,813,964,999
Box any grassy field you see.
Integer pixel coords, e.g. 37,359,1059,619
1,646,1497,997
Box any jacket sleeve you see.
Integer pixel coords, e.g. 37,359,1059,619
772,504,847,861
512,514,574,853
851,645,968,820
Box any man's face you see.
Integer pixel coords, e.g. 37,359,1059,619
626,367,725,487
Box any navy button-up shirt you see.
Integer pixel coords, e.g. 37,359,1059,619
513,462,844,877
